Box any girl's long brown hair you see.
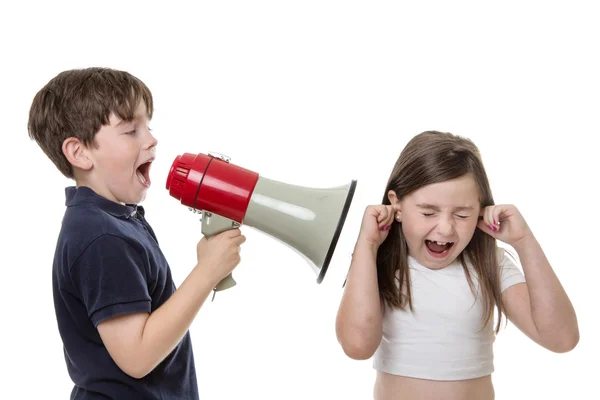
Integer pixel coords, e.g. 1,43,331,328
378,131,505,333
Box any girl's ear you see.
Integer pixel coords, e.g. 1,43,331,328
388,190,402,221
387,189,399,205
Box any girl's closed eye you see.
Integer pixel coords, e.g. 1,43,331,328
456,214,469,219
422,213,435,217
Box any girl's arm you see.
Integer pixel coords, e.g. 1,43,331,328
479,204,579,353
336,204,395,360
336,238,383,360
502,234,579,352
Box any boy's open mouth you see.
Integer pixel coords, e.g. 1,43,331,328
136,161,152,186
425,240,454,254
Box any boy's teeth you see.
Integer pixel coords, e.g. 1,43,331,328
137,170,147,184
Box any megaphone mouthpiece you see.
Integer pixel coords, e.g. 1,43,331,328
166,152,259,223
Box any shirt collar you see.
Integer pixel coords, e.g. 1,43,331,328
65,186,144,219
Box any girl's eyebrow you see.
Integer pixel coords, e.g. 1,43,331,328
416,203,475,212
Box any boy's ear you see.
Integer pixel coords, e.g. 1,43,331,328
62,137,93,171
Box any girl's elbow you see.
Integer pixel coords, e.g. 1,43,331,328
336,330,381,360
341,340,378,360
335,313,382,360
543,330,580,353
553,331,580,353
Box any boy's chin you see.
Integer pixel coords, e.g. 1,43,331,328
129,191,148,205
117,188,148,205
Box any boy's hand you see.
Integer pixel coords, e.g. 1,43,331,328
357,204,397,248
477,204,533,246
196,228,246,285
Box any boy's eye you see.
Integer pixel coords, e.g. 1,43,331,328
456,215,469,219
422,213,434,217
125,130,138,136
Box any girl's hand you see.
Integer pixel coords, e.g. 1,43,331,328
477,204,533,246
357,204,398,247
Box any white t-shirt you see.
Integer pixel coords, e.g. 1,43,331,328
373,247,526,381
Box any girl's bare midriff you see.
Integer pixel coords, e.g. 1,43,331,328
374,372,494,400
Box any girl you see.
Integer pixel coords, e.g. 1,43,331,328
335,131,579,400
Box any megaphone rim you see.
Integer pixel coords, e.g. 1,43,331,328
316,179,358,284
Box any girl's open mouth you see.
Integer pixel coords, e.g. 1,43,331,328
425,240,454,256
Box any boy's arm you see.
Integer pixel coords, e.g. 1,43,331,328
97,263,220,379
80,229,244,379
335,238,383,360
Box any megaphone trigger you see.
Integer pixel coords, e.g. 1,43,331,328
201,212,241,237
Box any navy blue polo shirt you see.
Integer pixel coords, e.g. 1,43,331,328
52,186,198,399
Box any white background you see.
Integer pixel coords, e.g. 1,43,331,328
1,1,598,399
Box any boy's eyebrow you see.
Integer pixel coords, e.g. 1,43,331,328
416,203,475,212
116,118,135,126
116,113,148,125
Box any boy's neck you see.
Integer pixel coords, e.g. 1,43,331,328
74,177,125,206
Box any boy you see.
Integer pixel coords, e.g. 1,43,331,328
28,67,246,399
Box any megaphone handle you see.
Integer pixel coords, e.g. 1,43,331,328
215,273,236,291
200,211,241,295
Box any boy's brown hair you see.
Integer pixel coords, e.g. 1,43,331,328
28,67,154,178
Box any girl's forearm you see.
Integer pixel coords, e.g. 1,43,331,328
513,234,579,350
335,239,383,359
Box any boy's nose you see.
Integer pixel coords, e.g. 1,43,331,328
145,130,158,150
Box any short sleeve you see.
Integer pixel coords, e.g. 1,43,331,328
498,247,526,292
70,234,152,326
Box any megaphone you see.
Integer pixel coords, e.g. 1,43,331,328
165,152,357,293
